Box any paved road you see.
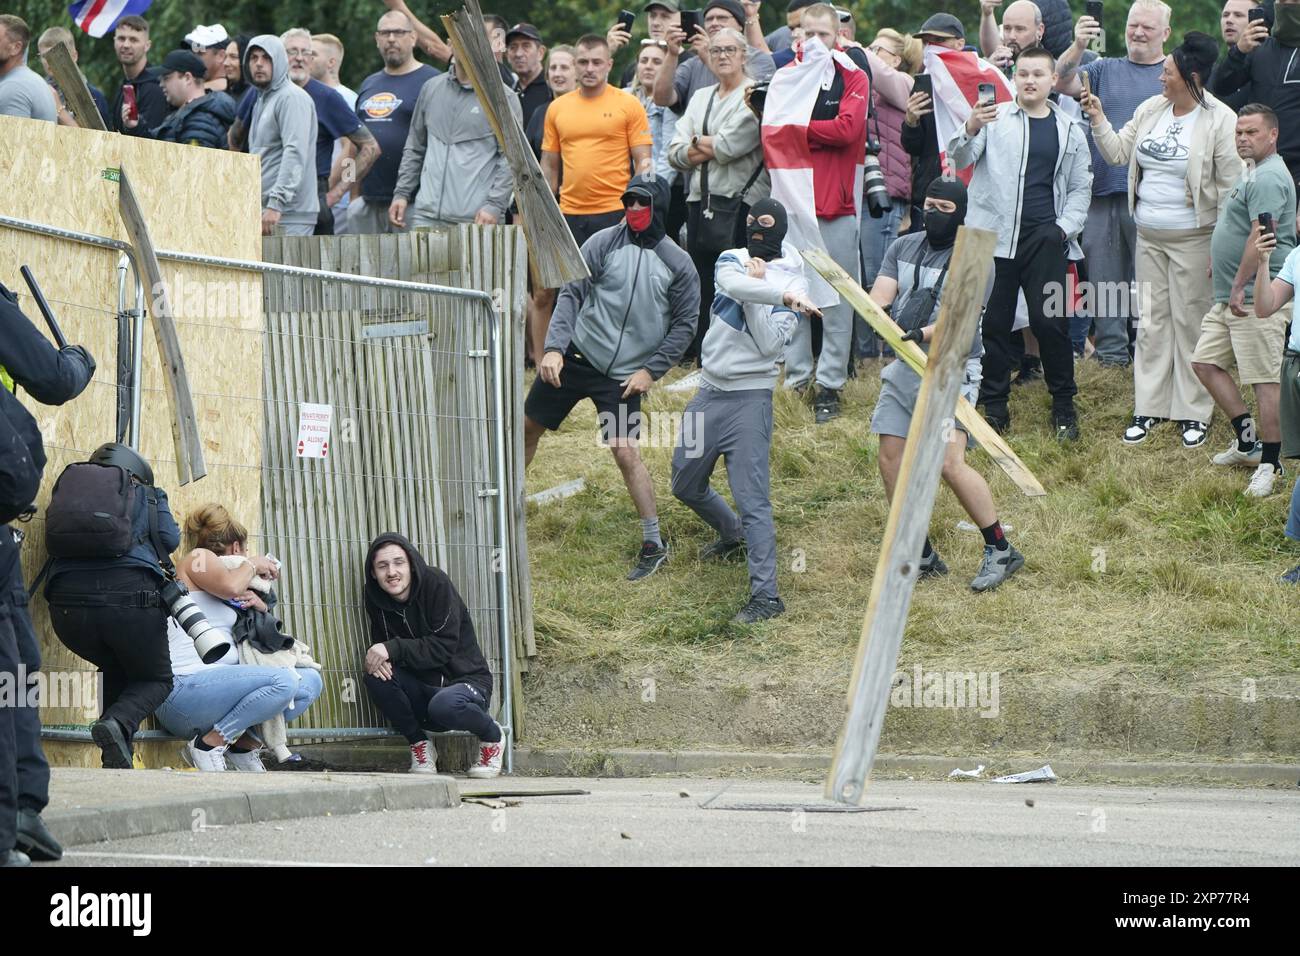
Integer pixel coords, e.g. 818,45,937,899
50,776,1300,867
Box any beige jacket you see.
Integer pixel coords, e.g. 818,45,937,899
1090,91,1240,228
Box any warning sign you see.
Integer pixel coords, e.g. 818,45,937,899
296,402,333,458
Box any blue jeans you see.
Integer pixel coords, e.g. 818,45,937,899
155,666,320,744
860,202,903,289
1286,480,1300,542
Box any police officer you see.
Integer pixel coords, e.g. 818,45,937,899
0,281,95,867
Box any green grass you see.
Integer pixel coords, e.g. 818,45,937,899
522,359,1300,724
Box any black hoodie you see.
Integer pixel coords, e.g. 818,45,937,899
363,532,492,696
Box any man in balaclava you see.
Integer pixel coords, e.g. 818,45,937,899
670,198,822,623
866,178,1026,593
1212,0,1300,194
525,174,700,582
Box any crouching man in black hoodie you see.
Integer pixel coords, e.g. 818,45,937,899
362,532,503,777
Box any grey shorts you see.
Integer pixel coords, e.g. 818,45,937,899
870,358,982,447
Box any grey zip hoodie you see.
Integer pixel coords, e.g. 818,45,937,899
393,70,520,223
700,245,806,391
247,35,319,226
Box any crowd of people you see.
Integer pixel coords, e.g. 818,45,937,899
6,0,1300,860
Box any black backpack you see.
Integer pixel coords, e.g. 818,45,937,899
44,461,139,559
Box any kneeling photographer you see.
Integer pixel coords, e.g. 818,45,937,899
42,443,180,770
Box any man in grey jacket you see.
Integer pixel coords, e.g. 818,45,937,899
390,58,519,230
671,199,820,623
948,46,1091,440
525,175,699,582
246,35,319,237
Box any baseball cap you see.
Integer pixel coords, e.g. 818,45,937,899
644,0,680,11
505,23,543,45
917,13,965,40
621,177,656,205
787,0,816,11
184,24,229,49
160,49,207,79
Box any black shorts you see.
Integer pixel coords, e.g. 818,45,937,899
525,349,643,442
564,210,624,248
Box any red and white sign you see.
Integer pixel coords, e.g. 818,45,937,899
296,403,332,459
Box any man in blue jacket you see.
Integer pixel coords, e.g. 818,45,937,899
0,281,95,867
152,50,235,149
525,175,699,581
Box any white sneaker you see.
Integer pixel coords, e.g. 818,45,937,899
186,738,228,772
409,738,437,773
1213,440,1263,466
1245,463,1282,497
224,748,266,772
467,724,505,779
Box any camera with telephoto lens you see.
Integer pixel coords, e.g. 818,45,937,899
159,578,232,664
863,140,891,219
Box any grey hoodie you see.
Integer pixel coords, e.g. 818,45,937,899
247,35,319,226
393,69,520,223
701,245,806,391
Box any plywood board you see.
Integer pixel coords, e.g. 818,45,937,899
0,115,263,728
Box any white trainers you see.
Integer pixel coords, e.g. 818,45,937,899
409,738,437,773
224,748,266,772
1245,463,1282,497
1213,440,1263,466
467,724,505,779
186,738,228,772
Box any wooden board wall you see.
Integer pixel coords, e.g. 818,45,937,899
0,115,264,731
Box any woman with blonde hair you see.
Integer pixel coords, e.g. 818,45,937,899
152,504,323,771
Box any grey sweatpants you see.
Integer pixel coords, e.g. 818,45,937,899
343,197,412,235
670,387,778,600
1081,192,1137,365
784,214,860,391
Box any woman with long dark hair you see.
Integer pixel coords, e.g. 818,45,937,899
1084,32,1239,449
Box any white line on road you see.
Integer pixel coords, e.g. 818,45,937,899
64,850,407,867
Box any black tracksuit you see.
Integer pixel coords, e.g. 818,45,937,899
362,533,499,744
0,284,94,855
111,65,170,137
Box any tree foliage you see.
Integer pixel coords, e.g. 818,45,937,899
5,0,1237,102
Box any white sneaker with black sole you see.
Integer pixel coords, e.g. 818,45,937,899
1245,463,1282,497
1213,440,1263,466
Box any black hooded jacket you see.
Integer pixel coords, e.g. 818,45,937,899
363,532,492,696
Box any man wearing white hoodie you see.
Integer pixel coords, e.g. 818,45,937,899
670,198,821,624
245,34,319,236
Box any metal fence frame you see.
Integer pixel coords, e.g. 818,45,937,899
2,214,518,772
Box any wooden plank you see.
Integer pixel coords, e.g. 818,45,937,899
801,247,1046,498
825,227,998,805
116,166,207,484
44,43,107,132
441,0,587,288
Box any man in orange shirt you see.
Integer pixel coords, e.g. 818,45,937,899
542,34,655,245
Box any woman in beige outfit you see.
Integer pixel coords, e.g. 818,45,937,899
1084,32,1240,448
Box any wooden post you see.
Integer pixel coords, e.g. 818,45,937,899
116,166,207,485
823,226,998,806
44,43,107,132
802,247,1045,498
441,0,588,289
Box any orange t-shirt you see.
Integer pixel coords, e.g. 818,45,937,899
542,85,653,215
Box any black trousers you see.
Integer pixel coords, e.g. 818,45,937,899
979,223,1078,416
314,175,335,236
364,666,498,745
1,532,51,851
47,566,173,741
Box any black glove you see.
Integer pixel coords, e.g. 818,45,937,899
62,344,96,377
901,328,925,344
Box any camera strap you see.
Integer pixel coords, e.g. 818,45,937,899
144,488,176,580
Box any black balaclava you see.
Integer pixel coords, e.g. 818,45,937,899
746,198,788,260
923,177,968,250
